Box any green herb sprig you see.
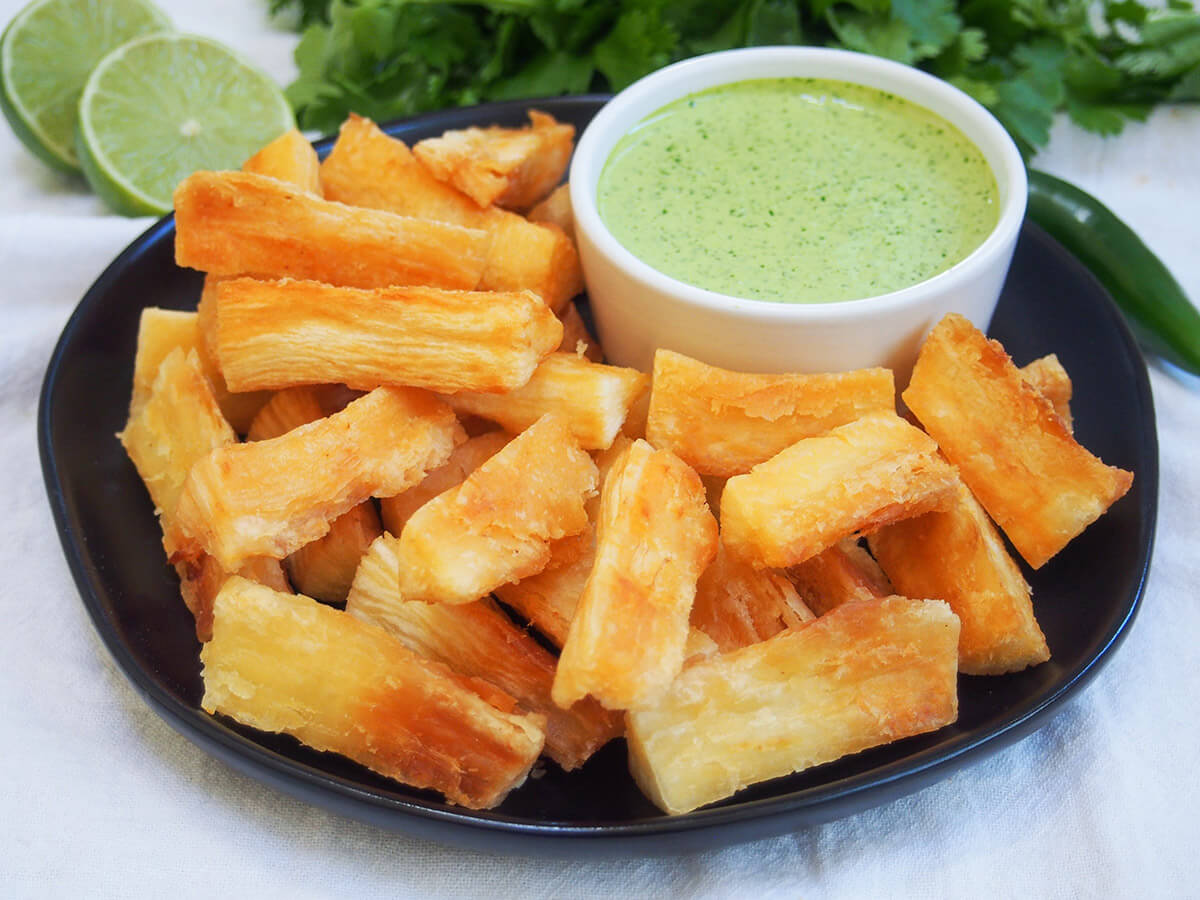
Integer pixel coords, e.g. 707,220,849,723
272,0,1200,157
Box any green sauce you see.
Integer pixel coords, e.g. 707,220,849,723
596,78,999,304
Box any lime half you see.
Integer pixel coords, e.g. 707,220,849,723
0,0,170,173
77,33,294,216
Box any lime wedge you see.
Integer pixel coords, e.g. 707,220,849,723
0,0,170,173
77,33,294,216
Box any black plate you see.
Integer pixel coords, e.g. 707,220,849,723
39,97,1157,857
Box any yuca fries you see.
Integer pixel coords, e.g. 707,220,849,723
903,314,1132,569
128,113,1138,814
247,387,383,605
175,171,490,291
241,127,322,195
412,110,574,210
202,577,545,809
215,277,562,394
120,343,286,639
691,541,814,653
1020,353,1074,431
552,439,718,712
396,414,597,605
442,352,648,450
870,479,1050,675
721,411,958,569
527,184,573,241
786,537,893,617
626,595,960,815
379,431,508,537
319,115,582,311
347,534,622,771
173,387,464,570
646,349,894,477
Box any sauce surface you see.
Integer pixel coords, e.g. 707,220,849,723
597,78,999,304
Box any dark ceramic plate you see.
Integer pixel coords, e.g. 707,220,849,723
39,97,1157,857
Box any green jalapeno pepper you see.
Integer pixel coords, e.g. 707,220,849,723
1026,169,1200,376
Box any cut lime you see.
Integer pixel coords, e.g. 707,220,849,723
0,0,170,173
77,33,295,216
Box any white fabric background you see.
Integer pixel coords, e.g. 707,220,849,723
1,2,1197,897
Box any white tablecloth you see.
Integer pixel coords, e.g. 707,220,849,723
2,2,1197,896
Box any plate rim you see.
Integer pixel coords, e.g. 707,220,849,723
37,95,1158,855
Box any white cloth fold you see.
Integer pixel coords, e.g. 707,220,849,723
1,2,1196,896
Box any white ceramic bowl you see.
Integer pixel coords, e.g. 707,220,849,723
569,47,1027,379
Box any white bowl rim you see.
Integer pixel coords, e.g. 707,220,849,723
568,46,1028,322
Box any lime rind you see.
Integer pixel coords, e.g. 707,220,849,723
76,32,295,217
0,0,171,173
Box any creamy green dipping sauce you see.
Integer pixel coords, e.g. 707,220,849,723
596,78,999,303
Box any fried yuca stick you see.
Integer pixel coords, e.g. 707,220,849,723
240,127,322,195
173,387,464,571
379,431,508,537
413,110,574,210
120,346,287,640
903,314,1132,569
720,411,958,570
786,537,893,617
869,478,1050,675
493,532,594,648
646,349,895,477
319,115,582,311
174,170,489,291
1020,353,1073,431
552,439,718,712
248,387,384,605
201,577,545,809
442,352,648,451
132,305,268,434
215,277,561,395
347,534,622,770
691,540,814,652
626,595,960,815
557,300,603,361
396,415,597,605
527,184,573,241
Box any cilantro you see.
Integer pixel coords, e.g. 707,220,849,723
271,0,1200,158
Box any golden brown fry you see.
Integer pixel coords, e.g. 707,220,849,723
626,595,960,815
869,478,1050,675
121,347,236,551
201,577,545,809
552,439,718,712
646,349,895,477
347,534,622,770
786,537,893,617
443,352,647,451
691,540,814,652
379,431,508,536
1020,353,1073,432
216,277,562,395
173,387,464,570
120,346,287,639
241,128,322,195
174,170,489,291
493,525,595,648
557,300,603,361
396,415,597,605
248,386,384,605
903,314,1132,569
413,110,574,210
176,552,292,643
721,411,958,569
527,183,574,242
319,115,582,311
130,305,268,433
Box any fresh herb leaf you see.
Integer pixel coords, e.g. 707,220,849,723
271,0,1200,158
